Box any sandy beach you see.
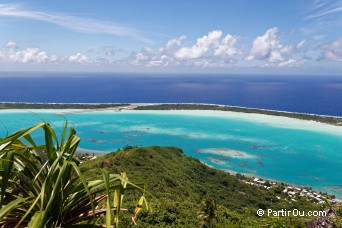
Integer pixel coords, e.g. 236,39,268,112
2,103,342,136
118,108,342,136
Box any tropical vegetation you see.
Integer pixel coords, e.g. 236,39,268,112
1,122,341,227
0,122,147,227
81,145,342,227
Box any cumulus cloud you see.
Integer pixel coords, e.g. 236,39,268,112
174,31,239,60
0,40,92,64
245,27,303,67
165,35,186,49
68,53,91,63
129,28,311,69
129,47,164,67
246,27,287,62
0,40,49,63
5,40,17,49
129,39,175,67
130,30,240,68
175,30,223,59
320,38,342,61
49,55,59,62
1,28,314,70
12,48,48,63
214,34,239,58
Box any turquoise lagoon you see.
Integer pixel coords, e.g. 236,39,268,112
1,109,342,197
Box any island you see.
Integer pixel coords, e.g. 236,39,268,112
2,102,342,126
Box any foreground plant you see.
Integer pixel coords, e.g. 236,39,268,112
0,122,147,227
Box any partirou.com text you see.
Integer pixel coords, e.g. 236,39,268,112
257,208,326,217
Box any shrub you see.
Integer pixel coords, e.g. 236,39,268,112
0,122,147,227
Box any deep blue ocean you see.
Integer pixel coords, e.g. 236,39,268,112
0,72,342,116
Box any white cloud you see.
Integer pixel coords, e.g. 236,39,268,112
245,27,301,66
0,4,150,43
166,35,186,49
131,52,149,63
296,40,306,49
303,1,342,38
246,27,282,61
175,30,223,59
0,40,93,64
49,54,59,62
129,29,313,70
130,30,240,68
68,53,91,63
1,41,49,63
129,47,164,67
0,28,322,71
320,38,342,61
306,2,342,20
313,35,326,40
269,51,284,62
214,34,239,58
5,40,17,49
278,59,304,67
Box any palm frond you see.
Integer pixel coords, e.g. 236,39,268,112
0,122,147,227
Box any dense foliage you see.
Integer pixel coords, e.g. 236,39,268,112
81,146,328,227
0,123,147,228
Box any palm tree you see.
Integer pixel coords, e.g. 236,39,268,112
0,122,147,227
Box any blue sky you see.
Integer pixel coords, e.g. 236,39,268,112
0,0,341,74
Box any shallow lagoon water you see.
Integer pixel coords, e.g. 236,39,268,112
1,109,342,197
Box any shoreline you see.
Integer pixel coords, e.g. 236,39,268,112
122,109,342,135
2,101,342,117
1,102,342,126
223,168,342,202
76,149,342,201
1,103,342,135
0,101,341,117
1,104,341,199
0,101,341,116
134,103,342,126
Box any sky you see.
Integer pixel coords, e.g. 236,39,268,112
0,0,341,75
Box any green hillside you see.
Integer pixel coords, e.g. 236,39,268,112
80,146,326,227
